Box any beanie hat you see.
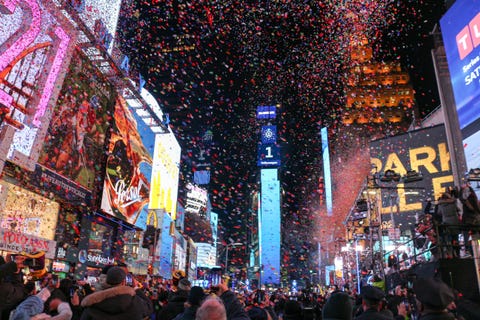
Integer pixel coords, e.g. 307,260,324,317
322,292,353,320
188,286,206,306
106,266,126,285
178,278,191,291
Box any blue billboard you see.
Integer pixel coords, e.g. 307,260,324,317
440,0,480,178
260,168,281,285
440,1,480,131
256,105,277,119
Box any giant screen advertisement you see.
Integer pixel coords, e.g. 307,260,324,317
370,125,453,230
440,0,480,172
37,48,115,204
100,96,152,228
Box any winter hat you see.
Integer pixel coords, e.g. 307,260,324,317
188,286,206,306
178,278,191,291
414,277,454,310
106,266,126,285
322,292,353,320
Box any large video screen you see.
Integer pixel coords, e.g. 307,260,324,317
38,48,115,191
101,96,152,228
370,125,453,230
440,0,480,131
440,0,480,186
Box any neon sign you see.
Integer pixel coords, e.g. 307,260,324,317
0,0,76,171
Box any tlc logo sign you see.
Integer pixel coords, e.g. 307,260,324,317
457,12,480,60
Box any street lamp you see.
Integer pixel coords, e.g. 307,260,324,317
225,242,243,275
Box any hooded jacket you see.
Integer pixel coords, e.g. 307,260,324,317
80,286,151,320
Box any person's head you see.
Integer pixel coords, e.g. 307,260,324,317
106,266,126,286
283,299,303,320
322,291,353,320
196,296,227,320
188,286,206,306
361,286,385,311
394,285,406,297
413,277,454,313
178,278,191,291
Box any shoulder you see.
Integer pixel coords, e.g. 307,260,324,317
81,286,136,307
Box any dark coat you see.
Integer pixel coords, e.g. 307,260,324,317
418,311,456,320
172,305,198,320
355,308,393,320
220,290,250,320
0,281,27,320
157,290,189,320
80,285,152,320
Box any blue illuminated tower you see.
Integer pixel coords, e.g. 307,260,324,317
256,105,281,285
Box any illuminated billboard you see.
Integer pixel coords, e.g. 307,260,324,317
260,168,281,285
440,0,480,175
149,131,181,219
370,125,452,230
440,0,480,131
0,181,59,242
38,48,115,192
0,0,77,171
101,96,152,228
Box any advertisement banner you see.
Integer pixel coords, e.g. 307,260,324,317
149,132,181,219
440,0,480,131
0,181,59,241
370,125,452,230
31,165,92,206
0,228,56,259
0,0,77,171
260,168,281,285
101,96,152,228
38,48,115,194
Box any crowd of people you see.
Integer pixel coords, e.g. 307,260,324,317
2,253,480,320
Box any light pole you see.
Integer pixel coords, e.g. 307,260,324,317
225,242,243,276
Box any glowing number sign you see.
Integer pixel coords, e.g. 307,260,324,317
0,0,75,171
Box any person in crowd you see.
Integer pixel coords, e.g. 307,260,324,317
195,296,227,320
355,285,392,320
436,192,460,258
80,266,152,320
413,277,456,319
322,291,353,320
0,259,27,320
173,286,206,320
211,282,250,320
157,277,191,319
460,185,480,257
282,300,303,320
416,213,439,261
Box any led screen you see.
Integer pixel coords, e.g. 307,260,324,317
149,131,181,219
38,48,115,191
260,168,281,285
440,0,480,132
101,96,152,228
370,125,452,230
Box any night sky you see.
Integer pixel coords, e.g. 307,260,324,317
117,0,446,279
